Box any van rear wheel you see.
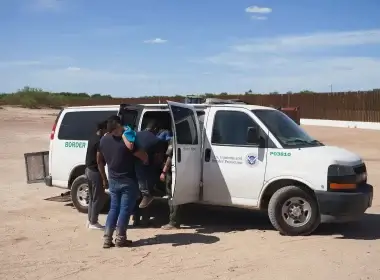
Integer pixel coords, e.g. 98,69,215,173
71,175,89,213
268,186,320,236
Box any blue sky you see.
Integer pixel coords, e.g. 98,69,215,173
1,0,380,97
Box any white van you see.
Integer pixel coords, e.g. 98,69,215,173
37,100,372,236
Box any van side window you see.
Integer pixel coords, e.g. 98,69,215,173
171,105,198,145
58,110,117,141
211,110,259,146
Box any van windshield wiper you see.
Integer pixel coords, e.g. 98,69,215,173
282,138,323,146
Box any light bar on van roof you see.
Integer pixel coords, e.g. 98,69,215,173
204,98,247,104
184,95,248,105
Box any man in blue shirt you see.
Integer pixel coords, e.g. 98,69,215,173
97,117,146,248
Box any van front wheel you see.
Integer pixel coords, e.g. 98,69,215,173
71,175,89,213
268,186,320,236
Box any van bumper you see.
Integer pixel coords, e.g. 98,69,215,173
315,184,373,223
44,175,53,187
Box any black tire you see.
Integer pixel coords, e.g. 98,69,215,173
268,185,320,236
70,175,89,214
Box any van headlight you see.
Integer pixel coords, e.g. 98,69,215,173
327,164,356,191
328,165,355,176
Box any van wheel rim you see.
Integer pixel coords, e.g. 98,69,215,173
77,184,89,207
281,197,312,227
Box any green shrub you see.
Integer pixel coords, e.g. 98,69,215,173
20,96,40,109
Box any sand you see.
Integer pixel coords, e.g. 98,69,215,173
0,106,379,280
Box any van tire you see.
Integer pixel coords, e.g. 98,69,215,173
71,175,89,214
268,186,320,236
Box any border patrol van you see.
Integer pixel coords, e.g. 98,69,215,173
29,99,373,236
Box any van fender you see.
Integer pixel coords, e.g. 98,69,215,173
258,175,317,209
68,164,86,188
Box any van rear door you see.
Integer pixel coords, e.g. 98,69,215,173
167,101,202,205
117,104,143,129
51,109,118,188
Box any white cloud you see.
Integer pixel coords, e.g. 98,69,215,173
204,29,380,92
144,38,168,44
48,67,150,81
0,60,42,68
245,6,272,14
2,29,380,95
251,15,267,20
66,67,81,71
0,56,73,69
32,0,63,11
231,29,380,53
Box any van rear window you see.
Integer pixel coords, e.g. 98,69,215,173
58,110,117,141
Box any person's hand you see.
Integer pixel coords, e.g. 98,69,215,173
141,152,149,165
160,172,165,182
102,179,109,189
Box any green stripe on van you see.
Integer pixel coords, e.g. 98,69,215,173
64,141,86,148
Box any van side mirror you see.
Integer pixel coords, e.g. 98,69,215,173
246,126,260,144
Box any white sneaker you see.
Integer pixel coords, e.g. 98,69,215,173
88,222,105,230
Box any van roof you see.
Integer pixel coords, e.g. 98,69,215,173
64,105,119,110
64,103,274,111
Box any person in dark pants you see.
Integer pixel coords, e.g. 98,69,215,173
85,120,108,230
134,121,165,209
97,118,146,248
121,123,150,227
160,138,180,229
132,140,167,227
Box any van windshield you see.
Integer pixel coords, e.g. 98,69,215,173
253,109,323,148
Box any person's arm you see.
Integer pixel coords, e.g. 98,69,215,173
122,134,134,151
96,143,108,189
133,149,148,164
160,142,173,181
160,156,171,181
163,156,171,173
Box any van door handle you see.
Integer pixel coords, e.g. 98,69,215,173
177,148,181,162
205,148,211,162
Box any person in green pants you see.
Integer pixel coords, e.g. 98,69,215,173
160,138,180,229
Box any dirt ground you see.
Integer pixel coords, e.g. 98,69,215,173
0,106,379,280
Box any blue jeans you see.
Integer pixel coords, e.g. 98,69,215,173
105,177,138,237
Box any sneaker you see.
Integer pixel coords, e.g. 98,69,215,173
115,239,133,248
103,239,115,249
139,196,154,208
161,223,179,230
88,222,105,230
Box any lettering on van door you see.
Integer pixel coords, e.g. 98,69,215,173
212,155,243,165
64,141,86,148
182,147,197,152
